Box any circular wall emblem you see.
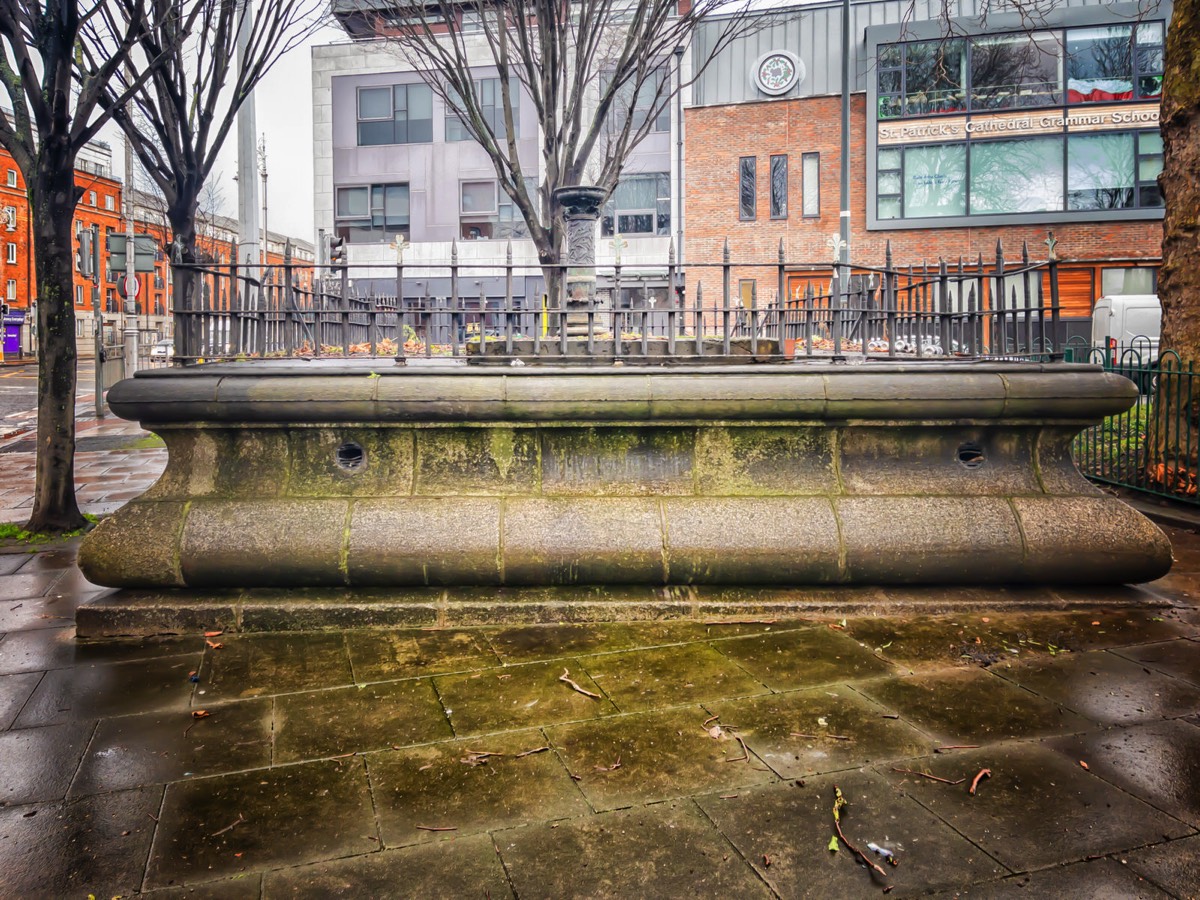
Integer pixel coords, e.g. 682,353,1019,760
754,51,804,96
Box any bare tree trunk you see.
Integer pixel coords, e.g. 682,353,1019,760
1149,0,1200,494
168,204,200,359
26,157,85,532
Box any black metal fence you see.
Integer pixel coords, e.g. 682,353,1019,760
1074,345,1198,506
168,238,1066,364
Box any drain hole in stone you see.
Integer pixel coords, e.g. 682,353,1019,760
336,442,365,471
957,443,986,469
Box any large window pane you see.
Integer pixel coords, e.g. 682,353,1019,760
461,181,496,214
970,138,1063,213
358,87,391,119
336,186,369,217
904,40,966,115
970,32,1060,110
1066,26,1133,102
601,173,669,236
357,121,393,146
802,152,820,217
1068,133,1134,210
903,144,966,217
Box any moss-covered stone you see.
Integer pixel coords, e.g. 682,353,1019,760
694,426,835,496
540,426,694,496
288,427,414,498
414,427,538,495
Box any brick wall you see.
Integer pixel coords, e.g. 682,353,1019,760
683,95,1163,312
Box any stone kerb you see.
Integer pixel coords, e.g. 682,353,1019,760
77,362,1173,590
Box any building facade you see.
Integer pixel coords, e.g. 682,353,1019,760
685,0,1167,339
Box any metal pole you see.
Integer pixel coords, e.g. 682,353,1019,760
674,45,685,267
122,120,138,378
91,225,104,417
235,0,261,277
839,0,852,278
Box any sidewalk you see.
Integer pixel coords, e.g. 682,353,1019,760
0,520,1198,896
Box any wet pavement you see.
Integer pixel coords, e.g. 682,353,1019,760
0,521,1196,897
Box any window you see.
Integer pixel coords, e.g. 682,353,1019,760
769,155,788,219
75,285,84,306
105,195,115,211
904,144,967,218
460,10,483,31
460,180,502,239
3,207,13,230
802,152,821,217
603,69,670,135
357,83,433,146
446,78,519,142
970,137,1063,213
88,190,96,206
5,280,14,301
903,39,966,115
1066,26,1132,103
1102,266,1156,295
601,173,670,237
4,169,14,187
739,157,756,220
336,183,410,242
1068,133,1134,210
970,32,1061,110
1135,23,1164,99
5,243,14,264
1137,130,1164,207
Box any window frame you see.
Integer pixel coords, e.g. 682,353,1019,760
5,243,15,264
801,152,821,218
769,154,788,219
600,172,671,237
334,182,411,242
4,169,14,188
355,83,434,146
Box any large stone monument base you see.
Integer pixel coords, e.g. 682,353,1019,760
78,361,1171,615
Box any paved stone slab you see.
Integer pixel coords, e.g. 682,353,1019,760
366,729,588,847
0,787,162,897
697,769,1008,897
13,652,200,727
993,650,1200,725
71,699,274,797
706,686,935,778
344,628,499,682
0,593,81,631
842,613,1071,670
546,706,777,811
1044,720,1200,828
146,757,377,889
0,671,40,730
1124,835,1200,898
879,744,1189,871
434,659,616,736
1112,638,1200,687
0,552,31,576
0,721,95,805
0,570,64,601
198,633,355,701
483,621,724,663
926,858,1172,898
0,627,203,675
262,832,513,898
274,679,452,763
856,668,1090,744
495,799,771,899
711,627,893,690
144,874,263,899
579,643,768,712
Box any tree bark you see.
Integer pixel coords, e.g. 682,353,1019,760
1150,0,1200,493
26,151,85,532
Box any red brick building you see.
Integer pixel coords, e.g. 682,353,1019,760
684,0,1166,341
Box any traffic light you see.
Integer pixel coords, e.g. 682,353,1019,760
76,229,94,279
329,235,346,268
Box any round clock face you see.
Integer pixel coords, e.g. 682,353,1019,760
754,51,803,96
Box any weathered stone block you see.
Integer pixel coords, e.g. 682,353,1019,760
694,426,835,496
414,428,538,495
648,373,826,419
503,374,652,420
138,428,220,501
180,500,347,587
664,498,842,583
540,427,694,496
288,427,415,498
823,371,1007,419
77,500,188,588
838,427,1041,496
348,498,502,584
838,497,1023,582
211,429,292,498
1035,428,1103,496
375,374,506,421
503,498,666,584
1014,496,1173,583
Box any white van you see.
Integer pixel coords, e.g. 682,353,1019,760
1091,294,1161,362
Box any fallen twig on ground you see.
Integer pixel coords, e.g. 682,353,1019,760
514,746,550,758
210,813,245,837
969,768,992,795
891,768,966,785
934,745,980,753
704,619,778,625
593,756,622,772
559,668,601,699
831,786,889,879
415,824,457,832
791,732,852,741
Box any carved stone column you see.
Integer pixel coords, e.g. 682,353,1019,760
554,186,607,336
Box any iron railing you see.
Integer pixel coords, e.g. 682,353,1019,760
168,239,1066,364
1074,345,1198,506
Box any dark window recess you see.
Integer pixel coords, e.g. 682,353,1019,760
770,155,788,218
600,173,670,237
446,78,519,142
336,442,365,471
739,157,756,221
335,183,410,243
